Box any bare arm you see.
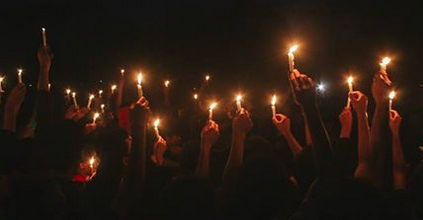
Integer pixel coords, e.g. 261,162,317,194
390,110,406,190
195,120,219,177
273,114,303,157
2,84,26,132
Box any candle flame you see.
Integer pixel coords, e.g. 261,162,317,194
111,85,117,91
236,95,242,102
153,119,160,128
42,27,45,32
289,45,299,54
120,69,125,74
193,93,198,100
382,57,391,65
347,76,354,85
93,112,100,121
98,90,103,95
0,77,4,82
72,92,76,97
17,69,23,75
271,95,277,106
209,102,217,110
137,73,143,85
165,80,170,87
101,104,105,109
89,94,95,100
66,89,71,95
89,157,95,168
205,75,210,81
389,91,396,100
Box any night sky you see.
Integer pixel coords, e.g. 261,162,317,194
1,0,422,115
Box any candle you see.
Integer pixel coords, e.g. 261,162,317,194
48,83,51,91
98,90,103,98
72,92,78,108
41,27,47,46
89,156,95,169
66,89,71,100
288,45,299,73
17,69,23,84
205,75,210,83
389,91,396,111
120,69,125,76
193,93,199,100
346,76,354,109
380,57,391,74
236,95,242,112
209,102,217,120
271,95,277,118
100,104,105,114
0,76,4,92
92,112,100,124
87,94,95,109
164,80,170,88
153,119,160,138
111,85,117,94
137,73,143,98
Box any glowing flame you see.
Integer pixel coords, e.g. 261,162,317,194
382,57,391,66
137,73,143,85
89,94,94,100
17,69,23,75
389,91,396,100
42,27,46,32
72,92,76,97
165,80,170,87
205,75,210,81
98,90,103,95
111,85,117,91
347,76,354,85
120,69,125,74
0,77,4,82
271,95,277,106
236,95,242,102
93,112,100,121
66,89,71,95
153,119,160,128
100,104,105,109
193,93,198,100
89,157,95,168
209,102,217,110
289,45,299,54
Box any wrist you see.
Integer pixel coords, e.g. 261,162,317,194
340,126,351,138
356,112,367,119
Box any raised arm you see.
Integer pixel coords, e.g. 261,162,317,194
389,110,406,190
223,109,253,182
2,84,26,132
151,136,167,167
195,120,220,177
273,114,303,158
35,46,53,130
291,70,334,177
350,91,372,180
369,73,392,190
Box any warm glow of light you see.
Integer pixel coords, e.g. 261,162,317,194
42,27,46,32
120,69,125,74
101,104,105,109
98,90,103,95
137,73,143,85
111,85,117,91
236,95,242,102
382,57,391,66
0,77,4,82
153,119,160,128
89,94,95,100
317,84,325,91
205,75,210,81
389,91,396,100
271,95,277,106
89,157,95,168
66,89,71,95
193,93,198,100
72,92,76,97
93,112,100,121
17,69,23,75
289,45,299,54
165,80,170,87
209,102,217,110
347,76,354,85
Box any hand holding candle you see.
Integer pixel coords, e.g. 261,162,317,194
389,90,396,111
137,73,143,98
209,102,217,120
380,57,391,74
346,76,354,109
271,95,277,118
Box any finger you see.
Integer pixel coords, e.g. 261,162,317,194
293,69,301,78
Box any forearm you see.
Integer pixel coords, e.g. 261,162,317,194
392,132,406,190
37,67,50,91
357,112,370,166
35,90,51,130
195,143,211,177
223,132,245,180
302,111,313,146
2,108,17,132
282,132,303,158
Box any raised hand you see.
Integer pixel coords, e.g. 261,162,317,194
201,120,220,146
372,73,392,105
339,108,352,138
272,114,291,136
389,110,402,134
232,109,253,134
350,91,368,115
5,83,26,114
152,136,167,166
65,106,89,122
37,46,54,70
290,69,316,108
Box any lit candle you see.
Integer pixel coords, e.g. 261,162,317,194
380,57,391,74
87,94,95,109
209,102,217,120
89,156,95,169
236,95,242,112
137,73,143,98
48,83,51,91
0,76,4,92
389,91,396,111
100,104,105,114
92,112,100,124
271,95,277,118
205,75,210,83
111,85,117,94
66,89,71,100
72,92,78,108
193,93,199,100
41,27,47,46
120,69,125,76
153,118,160,138
17,69,23,84
288,45,299,73
346,76,354,109
164,80,170,88
98,90,103,98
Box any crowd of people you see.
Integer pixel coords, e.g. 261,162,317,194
1,44,423,220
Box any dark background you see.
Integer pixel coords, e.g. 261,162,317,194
1,0,422,147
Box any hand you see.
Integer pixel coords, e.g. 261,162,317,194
37,46,53,70
5,83,26,114
339,108,352,138
232,109,253,134
201,120,220,146
350,91,368,115
152,136,167,165
272,114,291,136
389,110,402,134
290,69,316,108
83,123,97,135
65,106,89,121
130,97,152,125
372,73,392,105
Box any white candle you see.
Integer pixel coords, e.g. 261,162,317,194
153,119,160,138
209,103,217,120
271,95,277,118
92,112,100,124
72,92,78,108
111,85,117,94
389,91,396,111
87,94,95,109
346,76,354,109
288,45,299,73
41,28,47,47
66,89,71,100
205,75,210,84
17,69,23,84
100,104,105,114
98,90,103,98
380,57,391,74
236,95,242,112
137,73,143,98
0,77,4,92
